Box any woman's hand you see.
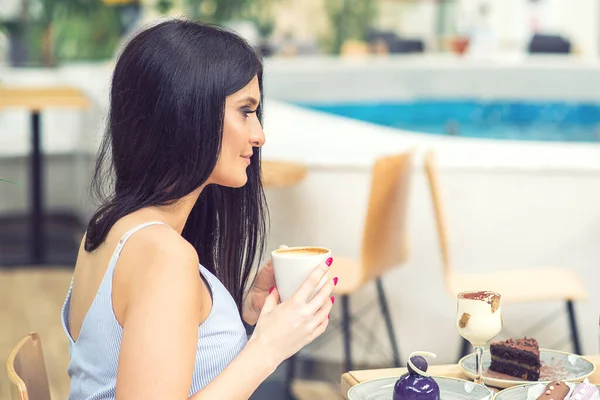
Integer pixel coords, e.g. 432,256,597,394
242,260,275,326
248,259,336,368
242,245,289,326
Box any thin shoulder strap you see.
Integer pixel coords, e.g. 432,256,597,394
107,221,173,270
120,221,172,245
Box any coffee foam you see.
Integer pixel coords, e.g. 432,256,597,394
273,247,329,257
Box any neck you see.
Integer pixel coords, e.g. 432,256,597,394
137,184,206,234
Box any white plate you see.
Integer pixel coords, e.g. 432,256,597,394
459,349,596,389
347,376,494,400
493,382,600,400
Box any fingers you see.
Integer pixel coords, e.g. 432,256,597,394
291,260,330,304
261,287,280,314
254,260,275,291
304,291,334,333
306,277,335,314
316,295,334,323
307,301,332,342
309,318,329,342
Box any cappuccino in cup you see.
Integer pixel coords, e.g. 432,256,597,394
271,246,331,302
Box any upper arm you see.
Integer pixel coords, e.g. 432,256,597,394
115,237,201,400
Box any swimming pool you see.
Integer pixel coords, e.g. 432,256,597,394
297,100,600,143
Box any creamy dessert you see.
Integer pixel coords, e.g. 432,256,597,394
456,291,502,347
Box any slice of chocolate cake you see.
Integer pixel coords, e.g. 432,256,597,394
489,337,541,380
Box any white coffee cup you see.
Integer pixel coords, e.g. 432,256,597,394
271,246,331,302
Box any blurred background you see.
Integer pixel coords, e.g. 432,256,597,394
2,0,600,399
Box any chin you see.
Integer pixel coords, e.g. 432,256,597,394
220,174,248,188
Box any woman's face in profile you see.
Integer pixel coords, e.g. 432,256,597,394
209,75,265,187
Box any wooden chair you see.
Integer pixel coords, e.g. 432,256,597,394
327,150,413,372
424,150,588,358
261,160,308,188
6,332,51,400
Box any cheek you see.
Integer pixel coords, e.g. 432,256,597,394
220,121,245,163
223,120,247,148
220,122,234,151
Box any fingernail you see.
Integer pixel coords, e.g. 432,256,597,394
330,296,335,304
333,277,338,286
328,313,330,319
269,286,274,294
325,257,333,267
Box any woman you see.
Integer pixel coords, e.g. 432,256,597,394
61,19,336,399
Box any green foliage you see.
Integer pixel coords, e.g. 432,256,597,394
184,0,275,39
52,2,121,62
155,0,174,14
1,0,378,62
1,0,122,65
324,0,377,54
184,0,247,23
238,0,276,39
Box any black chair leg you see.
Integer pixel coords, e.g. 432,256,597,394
566,300,582,355
375,278,402,367
341,294,353,372
458,337,471,362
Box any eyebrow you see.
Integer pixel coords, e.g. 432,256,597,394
238,96,259,106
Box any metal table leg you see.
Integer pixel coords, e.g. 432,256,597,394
30,111,45,264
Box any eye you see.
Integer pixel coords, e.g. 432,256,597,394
241,107,257,119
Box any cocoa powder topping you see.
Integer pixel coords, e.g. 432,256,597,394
459,291,501,313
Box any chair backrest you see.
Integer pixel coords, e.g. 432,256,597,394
360,151,413,281
424,150,453,282
6,332,51,400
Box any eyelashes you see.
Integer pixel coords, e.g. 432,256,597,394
241,107,258,118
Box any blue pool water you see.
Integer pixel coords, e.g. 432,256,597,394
297,100,600,143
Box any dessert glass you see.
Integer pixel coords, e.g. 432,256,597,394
456,290,502,385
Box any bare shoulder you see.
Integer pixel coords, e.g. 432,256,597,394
112,224,202,323
125,224,198,266
119,223,199,283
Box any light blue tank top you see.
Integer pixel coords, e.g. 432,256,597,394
60,221,248,399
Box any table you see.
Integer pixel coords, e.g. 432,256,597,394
261,160,307,188
341,355,600,399
0,86,90,265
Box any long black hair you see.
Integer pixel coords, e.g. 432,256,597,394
85,19,268,310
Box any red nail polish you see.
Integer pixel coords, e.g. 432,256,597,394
269,286,274,294
330,296,335,304
328,313,330,319
325,257,333,267
333,277,338,286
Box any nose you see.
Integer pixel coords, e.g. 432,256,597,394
249,115,265,147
